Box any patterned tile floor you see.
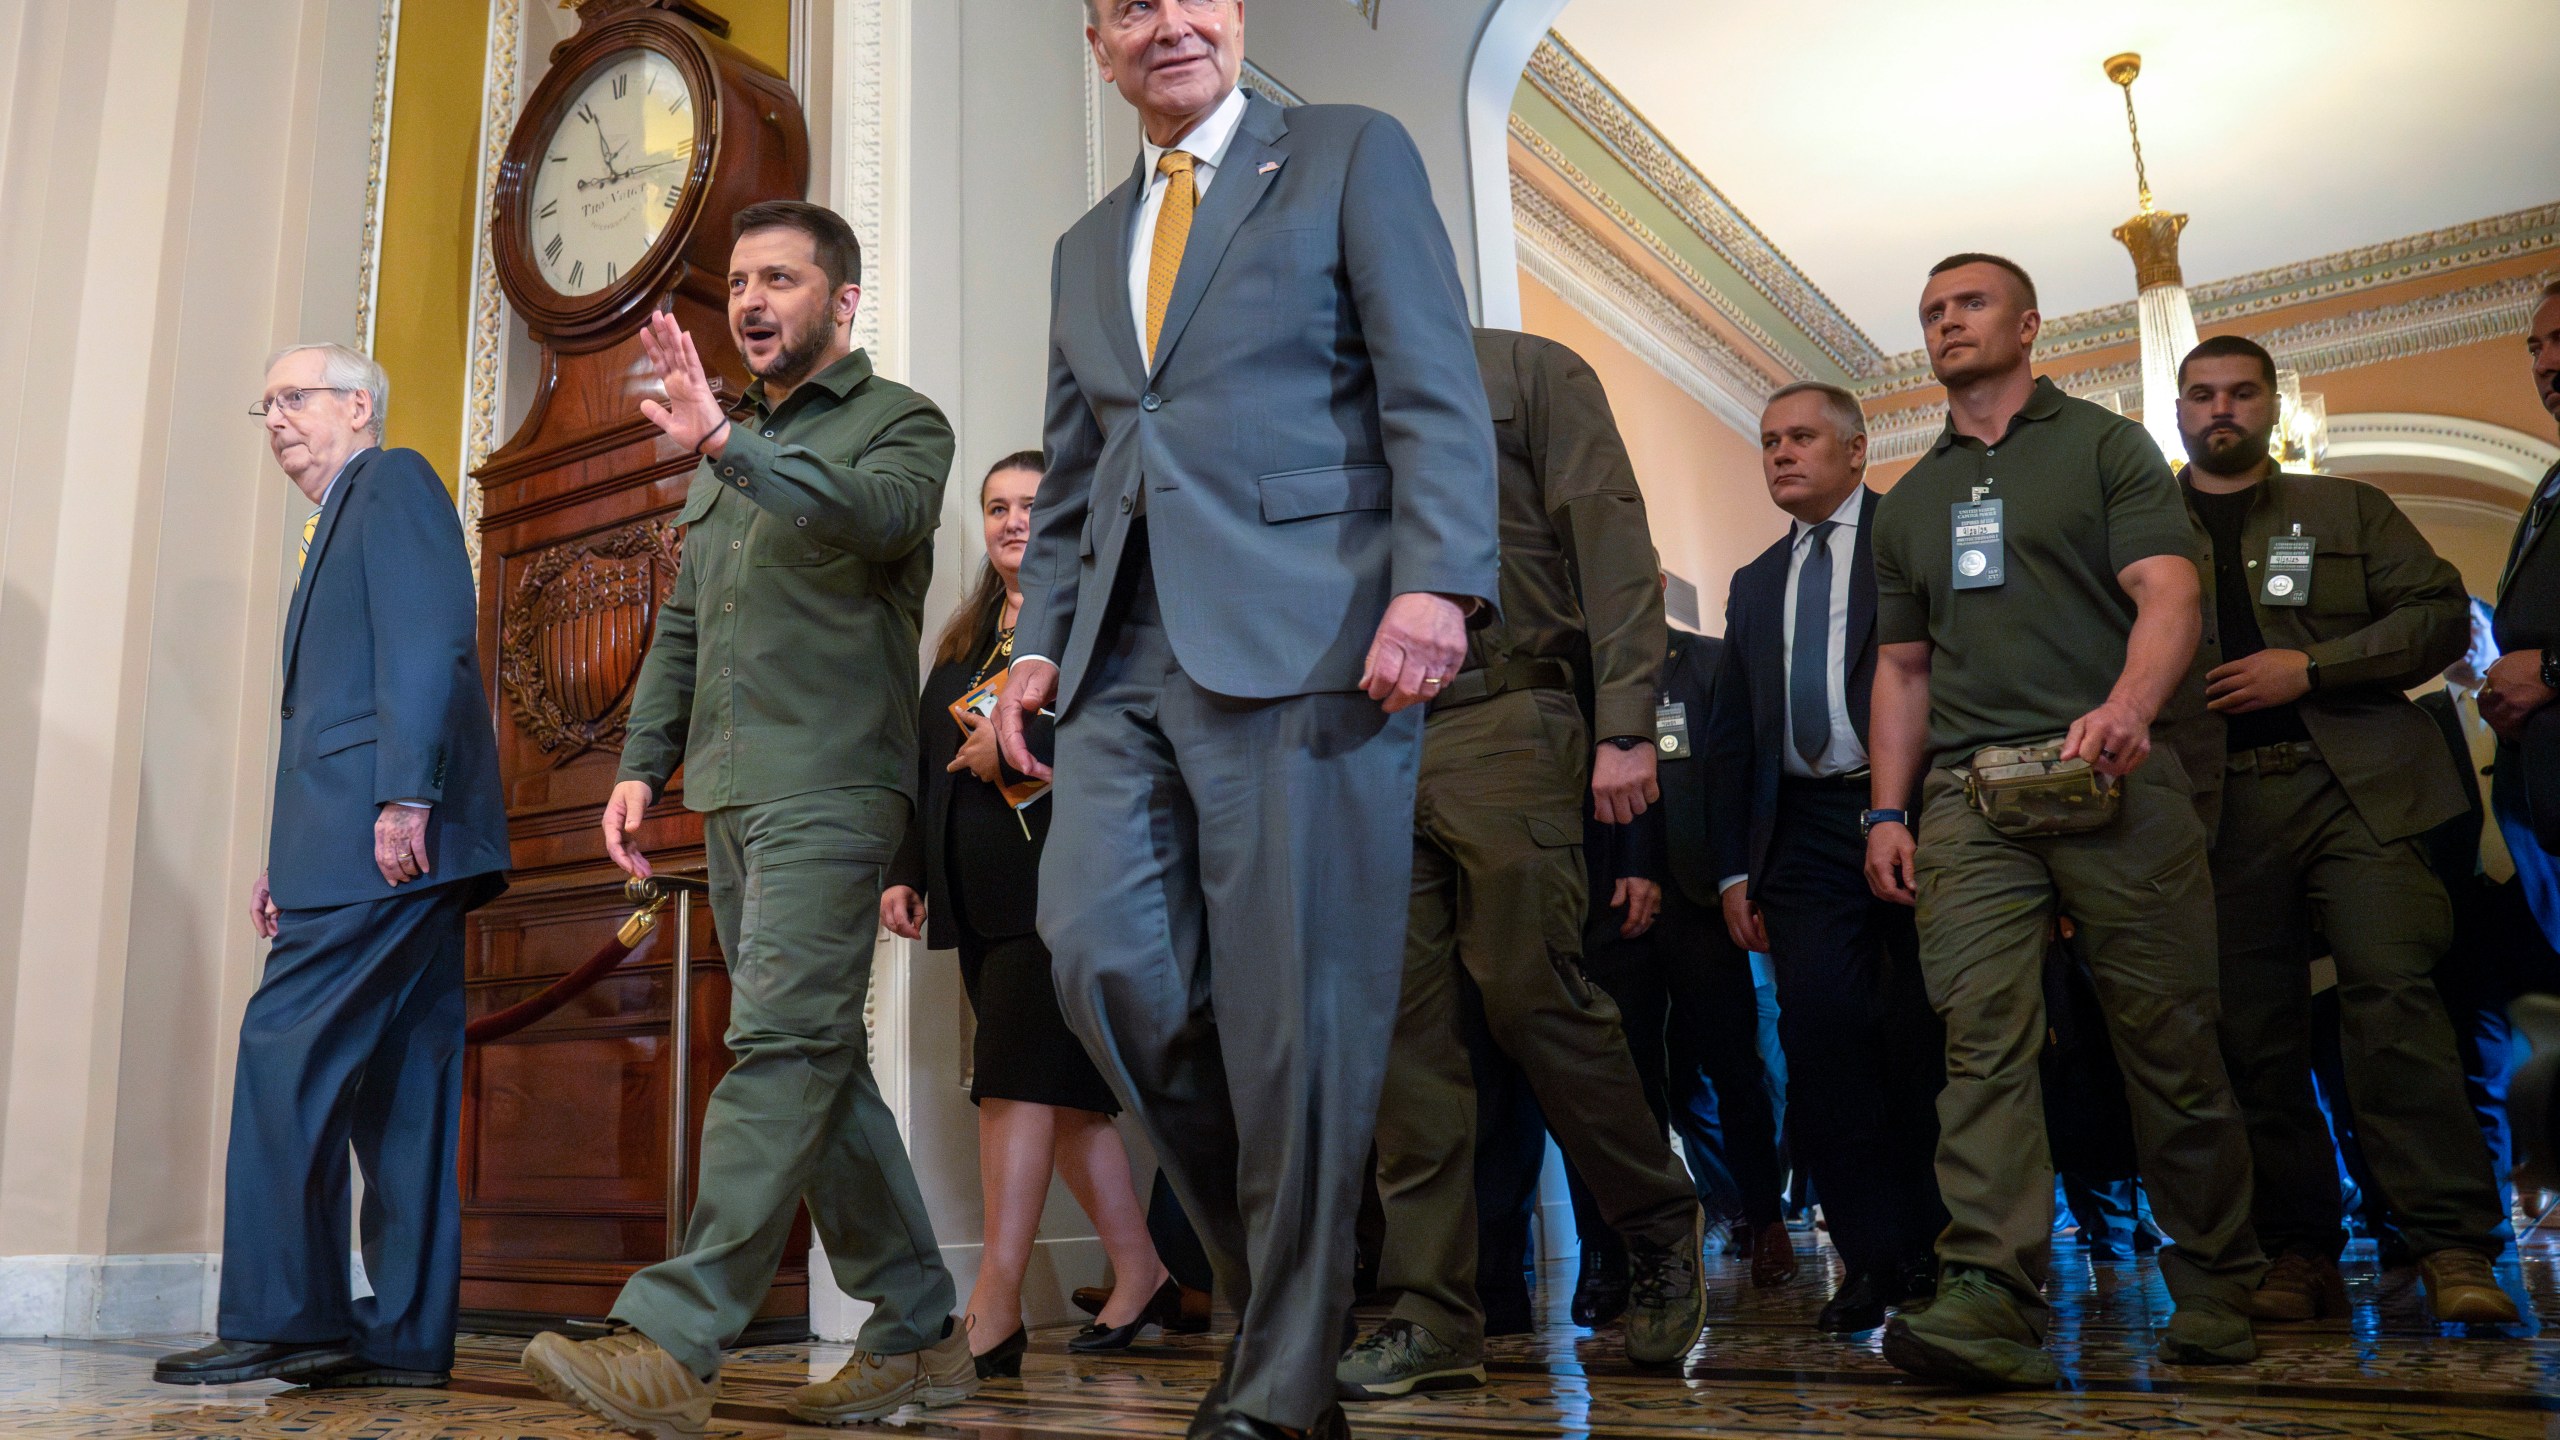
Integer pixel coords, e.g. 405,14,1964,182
31,1225,2560,1439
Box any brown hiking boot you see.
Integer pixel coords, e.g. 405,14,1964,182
787,1325,980,1425
2240,1252,2347,1322
2418,1248,2521,1325
520,1330,712,1440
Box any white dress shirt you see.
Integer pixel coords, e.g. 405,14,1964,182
1126,85,1250,356
1017,88,1249,677
1781,486,1869,780
1719,488,1867,896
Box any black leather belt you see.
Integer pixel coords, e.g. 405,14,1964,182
2226,739,2320,776
1428,657,1575,713
1779,770,1871,791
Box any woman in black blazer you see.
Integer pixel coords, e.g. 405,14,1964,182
884,452,1179,1375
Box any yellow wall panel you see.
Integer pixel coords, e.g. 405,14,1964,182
373,0,489,491
721,0,794,79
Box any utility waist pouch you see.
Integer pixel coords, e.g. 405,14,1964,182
1961,737,2121,837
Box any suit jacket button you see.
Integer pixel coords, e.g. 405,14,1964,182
1141,393,1161,412
280,706,294,719
1119,494,1134,514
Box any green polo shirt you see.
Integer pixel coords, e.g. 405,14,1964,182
618,348,953,814
1872,375,2197,763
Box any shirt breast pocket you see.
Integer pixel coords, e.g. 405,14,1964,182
2309,547,2369,616
751,515,836,567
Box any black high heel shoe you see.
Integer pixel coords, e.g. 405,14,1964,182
1067,1279,1183,1353
973,1323,1028,1379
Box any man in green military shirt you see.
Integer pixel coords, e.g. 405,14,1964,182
1864,254,2265,1388
523,202,973,1437
2174,334,2519,1328
1338,328,1704,1400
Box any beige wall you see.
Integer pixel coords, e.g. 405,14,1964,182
0,0,378,1325
1517,271,1777,632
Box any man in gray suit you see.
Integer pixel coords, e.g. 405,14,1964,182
996,4,1498,1437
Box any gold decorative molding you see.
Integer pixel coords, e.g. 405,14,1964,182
354,0,401,352
1521,33,1879,375
1513,174,1784,435
458,0,524,576
1511,121,1809,387
2113,209,2188,292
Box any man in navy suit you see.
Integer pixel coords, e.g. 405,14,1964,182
2482,280,2560,944
156,344,507,1389
1703,382,1946,1335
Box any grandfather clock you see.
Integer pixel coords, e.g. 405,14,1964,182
462,0,809,1334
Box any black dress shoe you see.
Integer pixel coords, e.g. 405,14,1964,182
1571,1246,1630,1327
301,1359,449,1389
154,1339,355,1386
1817,1272,1887,1335
1070,1279,1187,1352
1188,1401,1348,1439
973,1323,1029,1379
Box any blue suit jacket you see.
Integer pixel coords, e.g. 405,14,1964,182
1017,94,1499,711
1703,490,1880,895
268,447,508,911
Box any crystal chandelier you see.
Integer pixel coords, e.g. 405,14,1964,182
2271,368,2329,471
2105,53,2200,467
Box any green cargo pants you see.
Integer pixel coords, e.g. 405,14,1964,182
1373,688,1698,1355
614,786,955,1377
2212,756,2505,1260
1913,749,2263,1327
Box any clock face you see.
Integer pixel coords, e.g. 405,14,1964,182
526,49,697,298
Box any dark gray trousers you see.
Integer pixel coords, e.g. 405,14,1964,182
1041,557,1421,1432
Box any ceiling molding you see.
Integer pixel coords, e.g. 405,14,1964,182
1521,33,1879,375
1512,175,1782,438
2326,412,2559,496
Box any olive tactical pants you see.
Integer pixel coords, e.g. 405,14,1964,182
2212,758,2506,1260
613,786,955,1376
1373,688,1698,1355
1913,752,2263,1327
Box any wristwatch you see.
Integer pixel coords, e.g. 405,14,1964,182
2541,649,2560,692
1601,735,1646,751
1859,808,1911,836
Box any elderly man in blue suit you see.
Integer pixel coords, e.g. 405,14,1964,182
155,343,507,1390
995,4,1498,1437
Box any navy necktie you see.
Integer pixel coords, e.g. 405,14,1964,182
1790,521,1836,768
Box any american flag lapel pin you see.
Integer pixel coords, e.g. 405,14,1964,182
1259,160,1282,174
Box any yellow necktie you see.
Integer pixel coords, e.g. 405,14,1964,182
1144,150,1198,365
296,510,320,581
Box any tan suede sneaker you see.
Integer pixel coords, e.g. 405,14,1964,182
2418,1248,2522,1325
520,1329,713,1440
787,1325,980,1426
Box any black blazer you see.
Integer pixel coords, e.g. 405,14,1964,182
1703,489,1881,895
2494,461,2560,851
1655,629,1733,908
268,447,508,911
888,649,1050,951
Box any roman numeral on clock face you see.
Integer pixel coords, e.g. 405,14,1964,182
544,234,564,265
538,199,557,220
568,260,584,287
611,72,629,99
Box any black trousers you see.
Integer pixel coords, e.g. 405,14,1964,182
218,883,467,1372
1571,880,1784,1256
1754,781,1947,1279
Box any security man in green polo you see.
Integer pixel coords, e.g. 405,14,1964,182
522,202,975,1438
1339,328,1704,1400
2175,334,2520,1329
1865,254,2265,1390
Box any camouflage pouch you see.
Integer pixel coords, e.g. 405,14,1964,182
1961,737,2122,837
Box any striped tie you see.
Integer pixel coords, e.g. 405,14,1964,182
297,510,320,581
1144,150,1198,366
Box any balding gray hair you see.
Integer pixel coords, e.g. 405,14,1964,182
267,342,389,442
1763,380,1866,445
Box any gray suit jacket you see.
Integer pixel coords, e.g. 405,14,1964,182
1017,93,1499,710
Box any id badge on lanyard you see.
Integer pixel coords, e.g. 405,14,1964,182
1951,496,2004,590
2264,526,2313,606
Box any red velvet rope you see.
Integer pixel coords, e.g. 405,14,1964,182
464,898,664,1044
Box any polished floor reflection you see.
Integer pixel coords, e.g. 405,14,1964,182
30,1224,2560,1438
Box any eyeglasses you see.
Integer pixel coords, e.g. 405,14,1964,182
249,386,348,418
